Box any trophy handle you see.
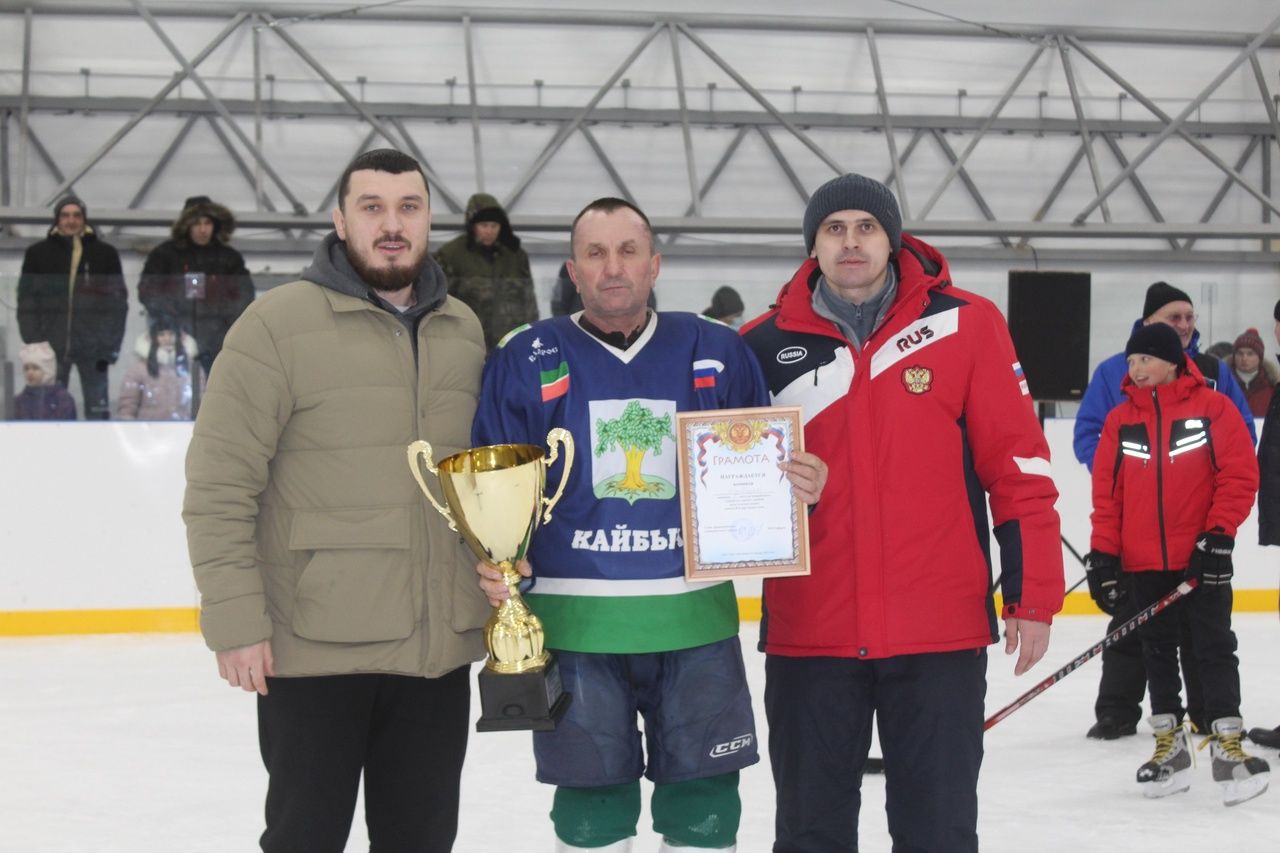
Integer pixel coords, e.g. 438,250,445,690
407,440,458,532
541,428,575,524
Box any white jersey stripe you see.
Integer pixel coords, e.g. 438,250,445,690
530,576,728,597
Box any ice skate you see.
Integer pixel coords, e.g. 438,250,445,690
1202,717,1270,807
1135,714,1192,798
1245,725,1280,750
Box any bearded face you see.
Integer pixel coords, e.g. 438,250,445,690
333,168,432,296
346,231,428,293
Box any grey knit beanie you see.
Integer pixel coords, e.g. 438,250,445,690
53,195,86,221
803,173,902,255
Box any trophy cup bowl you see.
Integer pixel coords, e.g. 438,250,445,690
408,429,574,732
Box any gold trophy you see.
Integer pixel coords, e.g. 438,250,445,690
407,430,574,731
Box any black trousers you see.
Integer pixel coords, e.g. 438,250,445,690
766,650,986,853
56,355,109,420
1094,595,1205,728
1131,572,1241,724
257,667,471,853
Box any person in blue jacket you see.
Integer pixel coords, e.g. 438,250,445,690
1077,280,1254,742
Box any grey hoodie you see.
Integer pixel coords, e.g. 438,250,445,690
302,232,450,348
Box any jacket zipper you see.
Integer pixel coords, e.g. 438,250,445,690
1153,389,1169,570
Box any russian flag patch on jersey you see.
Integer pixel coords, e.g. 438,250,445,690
541,361,570,401
692,358,724,390
1013,361,1030,396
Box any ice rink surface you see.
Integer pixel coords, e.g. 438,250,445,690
4,614,1279,852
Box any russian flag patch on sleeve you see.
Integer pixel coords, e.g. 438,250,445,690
1012,361,1030,396
692,358,724,390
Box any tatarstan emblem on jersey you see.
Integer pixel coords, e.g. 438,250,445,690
590,399,678,504
902,365,932,394
540,361,570,401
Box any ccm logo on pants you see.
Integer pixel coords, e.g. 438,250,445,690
709,735,754,758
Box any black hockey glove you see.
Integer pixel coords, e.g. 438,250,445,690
1085,551,1125,616
1187,529,1234,586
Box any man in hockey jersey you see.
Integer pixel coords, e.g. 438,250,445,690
1075,282,1252,741
473,197,828,853
740,173,1064,852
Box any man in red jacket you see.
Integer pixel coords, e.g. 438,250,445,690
741,173,1065,852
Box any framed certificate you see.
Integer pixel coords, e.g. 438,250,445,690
675,405,810,581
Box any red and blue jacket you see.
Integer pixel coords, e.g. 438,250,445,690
1091,358,1258,572
741,233,1064,659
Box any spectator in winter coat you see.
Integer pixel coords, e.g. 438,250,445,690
1226,327,1276,417
433,192,538,351
116,314,204,421
740,173,1063,852
138,196,255,376
14,341,77,421
17,196,128,419
1088,322,1267,806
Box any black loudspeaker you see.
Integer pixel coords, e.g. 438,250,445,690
1006,271,1090,401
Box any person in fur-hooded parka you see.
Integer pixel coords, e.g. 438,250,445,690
138,196,255,374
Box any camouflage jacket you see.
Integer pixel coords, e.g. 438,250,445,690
433,236,538,351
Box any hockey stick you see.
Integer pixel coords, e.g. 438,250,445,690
983,579,1197,732
864,563,1090,773
866,555,1103,770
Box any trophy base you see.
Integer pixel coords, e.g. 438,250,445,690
475,656,572,732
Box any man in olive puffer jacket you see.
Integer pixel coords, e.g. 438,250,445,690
184,149,489,853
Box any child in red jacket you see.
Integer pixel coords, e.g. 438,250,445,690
1089,322,1268,806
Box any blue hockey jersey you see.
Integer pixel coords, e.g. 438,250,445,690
472,312,769,653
